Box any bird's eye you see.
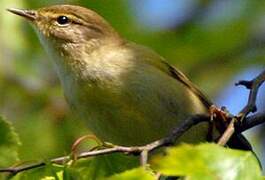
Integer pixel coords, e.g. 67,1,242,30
56,16,70,25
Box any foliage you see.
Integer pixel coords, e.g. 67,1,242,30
0,116,20,167
152,144,262,180
0,125,261,180
0,115,262,179
107,167,155,180
0,116,20,179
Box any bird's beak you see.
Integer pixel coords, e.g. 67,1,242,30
7,8,36,21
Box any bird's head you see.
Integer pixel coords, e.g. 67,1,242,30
7,5,121,56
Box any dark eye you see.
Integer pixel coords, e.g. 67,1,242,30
57,16,70,25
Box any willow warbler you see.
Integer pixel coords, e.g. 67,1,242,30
7,5,251,149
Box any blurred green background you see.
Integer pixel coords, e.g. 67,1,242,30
0,0,264,167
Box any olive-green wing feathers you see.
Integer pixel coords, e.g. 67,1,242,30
162,61,213,108
128,42,212,108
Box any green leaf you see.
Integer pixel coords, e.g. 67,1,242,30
107,167,155,180
152,143,262,180
11,163,64,180
0,116,20,167
10,148,139,179
70,153,139,179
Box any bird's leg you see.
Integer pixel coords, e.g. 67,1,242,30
209,105,237,144
209,105,231,122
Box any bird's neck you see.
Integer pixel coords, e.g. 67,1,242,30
40,33,124,85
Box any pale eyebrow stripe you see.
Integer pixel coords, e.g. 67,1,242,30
69,13,104,34
46,12,104,34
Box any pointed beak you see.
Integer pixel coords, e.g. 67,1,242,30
7,8,37,21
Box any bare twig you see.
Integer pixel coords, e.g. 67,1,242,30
238,112,265,133
1,110,265,175
217,118,236,146
0,115,209,175
236,69,265,117
217,69,265,146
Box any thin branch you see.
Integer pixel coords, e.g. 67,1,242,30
1,110,265,175
217,118,236,146
236,69,265,117
140,150,148,166
0,162,45,175
0,115,209,175
217,69,265,145
238,112,265,133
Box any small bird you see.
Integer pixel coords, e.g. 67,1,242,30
7,5,251,149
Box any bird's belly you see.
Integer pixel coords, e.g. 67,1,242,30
63,79,209,146
67,86,164,145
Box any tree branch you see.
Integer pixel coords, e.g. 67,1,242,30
0,115,209,175
238,112,265,133
217,69,265,146
236,69,265,117
1,111,265,175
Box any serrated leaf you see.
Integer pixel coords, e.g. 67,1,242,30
107,167,155,180
0,116,20,167
152,143,262,180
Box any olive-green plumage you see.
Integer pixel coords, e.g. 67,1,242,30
8,5,214,146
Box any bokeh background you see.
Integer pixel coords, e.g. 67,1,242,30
0,0,265,168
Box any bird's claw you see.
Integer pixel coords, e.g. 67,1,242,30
209,105,231,122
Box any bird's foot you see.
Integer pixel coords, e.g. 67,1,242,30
209,105,231,122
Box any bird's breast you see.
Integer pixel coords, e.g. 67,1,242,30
55,46,209,146
60,61,207,145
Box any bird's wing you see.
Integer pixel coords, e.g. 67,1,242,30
162,61,256,153
161,61,213,108
127,42,212,108
128,43,255,152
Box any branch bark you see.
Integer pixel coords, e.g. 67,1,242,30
217,69,265,146
1,111,265,175
0,115,209,175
